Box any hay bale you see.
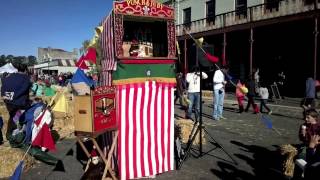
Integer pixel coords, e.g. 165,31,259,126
175,118,205,145
280,144,297,177
0,146,35,178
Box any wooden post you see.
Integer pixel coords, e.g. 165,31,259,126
184,38,188,74
314,17,318,80
223,33,227,65
249,28,254,77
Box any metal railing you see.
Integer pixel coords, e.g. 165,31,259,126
176,0,318,36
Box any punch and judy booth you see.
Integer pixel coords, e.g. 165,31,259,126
98,0,176,179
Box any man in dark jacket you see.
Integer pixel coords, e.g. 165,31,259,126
1,64,31,139
245,75,259,113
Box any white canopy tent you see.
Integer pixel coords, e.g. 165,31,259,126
0,63,18,73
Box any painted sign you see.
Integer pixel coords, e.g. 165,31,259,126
114,0,174,19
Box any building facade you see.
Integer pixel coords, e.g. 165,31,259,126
35,47,79,75
162,0,319,97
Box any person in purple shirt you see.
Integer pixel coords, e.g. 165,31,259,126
1,64,31,140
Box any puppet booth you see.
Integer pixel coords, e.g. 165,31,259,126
73,0,176,179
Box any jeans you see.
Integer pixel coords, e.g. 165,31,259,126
260,99,271,113
213,88,225,119
187,92,200,119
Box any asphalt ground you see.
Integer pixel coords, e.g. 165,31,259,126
20,96,304,180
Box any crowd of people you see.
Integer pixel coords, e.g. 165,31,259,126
175,65,320,179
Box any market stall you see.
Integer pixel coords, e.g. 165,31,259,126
98,0,176,179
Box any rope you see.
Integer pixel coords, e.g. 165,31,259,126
183,29,237,88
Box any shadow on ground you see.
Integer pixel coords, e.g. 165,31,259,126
210,140,288,180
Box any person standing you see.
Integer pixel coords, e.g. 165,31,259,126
304,77,316,108
1,64,31,140
245,75,260,114
213,66,229,120
185,68,208,119
258,83,272,114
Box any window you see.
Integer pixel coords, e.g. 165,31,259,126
183,7,191,25
265,0,280,11
122,18,168,57
304,0,315,5
236,0,247,17
206,0,216,23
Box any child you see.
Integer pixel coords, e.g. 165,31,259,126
33,79,45,97
236,79,247,114
258,83,272,114
299,109,320,148
296,109,320,177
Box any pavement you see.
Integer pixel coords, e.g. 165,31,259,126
18,92,315,180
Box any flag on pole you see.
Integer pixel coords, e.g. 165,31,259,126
75,56,89,70
83,47,97,64
10,161,24,180
205,53,219,63
32,123,56,151
71,68,94,95
195,37,204,48
32,110,56,151
52,93,67,113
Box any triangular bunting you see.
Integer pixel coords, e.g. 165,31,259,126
52,94,67,113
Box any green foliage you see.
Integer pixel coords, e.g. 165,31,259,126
0,54,38,67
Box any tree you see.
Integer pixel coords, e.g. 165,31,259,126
6,55,14,63
0,55,6,66
27,56,37,66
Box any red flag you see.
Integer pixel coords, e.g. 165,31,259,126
76,56,89,70
205,53,219,63
34,111,46,126
32,123,56,152
83,47,96,64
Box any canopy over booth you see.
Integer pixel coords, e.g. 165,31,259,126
0,63,18,73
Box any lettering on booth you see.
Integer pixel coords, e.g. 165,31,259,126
126,0,163,9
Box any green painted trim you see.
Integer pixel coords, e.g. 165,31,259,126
112,63,175,80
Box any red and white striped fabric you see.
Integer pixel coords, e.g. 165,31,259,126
100,12,116,86
117,81,175,180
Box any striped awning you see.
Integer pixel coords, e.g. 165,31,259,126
56,59,76,67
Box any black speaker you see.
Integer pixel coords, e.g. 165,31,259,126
196,44,215,67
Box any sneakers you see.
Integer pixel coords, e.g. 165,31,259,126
213,117,220,121
219,116,227,120
268,111,272,115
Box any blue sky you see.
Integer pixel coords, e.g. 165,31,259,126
0,0,113,57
